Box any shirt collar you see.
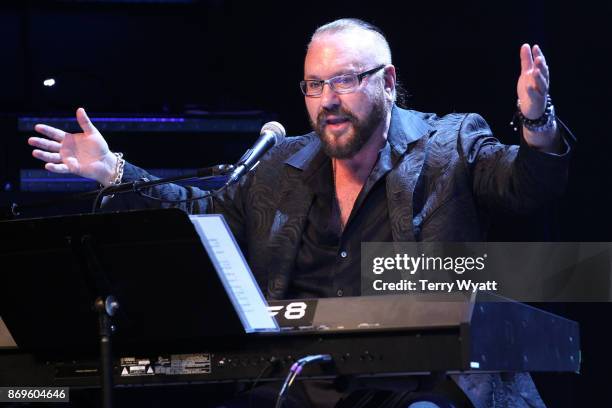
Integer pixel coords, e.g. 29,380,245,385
387,105,432,156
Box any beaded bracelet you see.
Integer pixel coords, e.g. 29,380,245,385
514,95,556,132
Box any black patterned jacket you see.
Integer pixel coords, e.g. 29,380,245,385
114,106,570,301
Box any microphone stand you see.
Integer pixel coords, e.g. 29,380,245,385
2,164,234,220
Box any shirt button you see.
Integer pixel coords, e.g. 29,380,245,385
336,289,344,297
340,251,348,258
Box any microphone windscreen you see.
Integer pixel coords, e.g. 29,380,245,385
261,121,286,144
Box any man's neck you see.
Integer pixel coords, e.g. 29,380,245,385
334,114,390,182
332,116,390,230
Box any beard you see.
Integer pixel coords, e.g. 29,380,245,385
310,94,388,159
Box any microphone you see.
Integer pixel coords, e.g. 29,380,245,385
226,121,286,185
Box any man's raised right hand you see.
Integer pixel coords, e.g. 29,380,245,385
28,107,119,187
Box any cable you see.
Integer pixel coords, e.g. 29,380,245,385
135,181,229,205
135,189,214,204
274,354,332,408
247,357,280,408
92,185,116,213
91,180,230,214
135,182,230,204
134,177,231,205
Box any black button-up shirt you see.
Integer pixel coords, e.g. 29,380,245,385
287,141,396,299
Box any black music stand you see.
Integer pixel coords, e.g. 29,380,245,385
0,209,251,408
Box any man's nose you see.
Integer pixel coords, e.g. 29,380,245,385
319,83,341,110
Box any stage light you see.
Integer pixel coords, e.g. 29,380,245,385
43,78,56,87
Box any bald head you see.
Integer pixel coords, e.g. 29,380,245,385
308,18,392,67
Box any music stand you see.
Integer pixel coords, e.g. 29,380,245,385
0,208,269,408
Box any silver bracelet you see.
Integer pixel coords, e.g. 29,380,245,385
110,152,125,185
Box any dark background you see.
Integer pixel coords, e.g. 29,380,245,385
0,0,610,406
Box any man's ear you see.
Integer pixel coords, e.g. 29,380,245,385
383,65,397,101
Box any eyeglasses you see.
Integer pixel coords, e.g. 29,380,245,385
300,65,386,97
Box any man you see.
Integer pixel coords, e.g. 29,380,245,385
29,18,570,407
